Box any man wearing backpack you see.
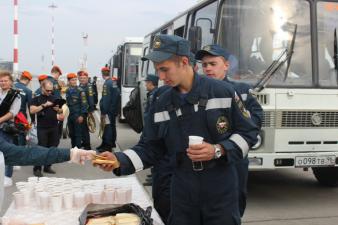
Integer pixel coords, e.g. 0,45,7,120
0,71,21,187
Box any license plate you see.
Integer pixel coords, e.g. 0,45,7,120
295,155,336,167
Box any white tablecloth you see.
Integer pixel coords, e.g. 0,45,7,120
3,176,164,225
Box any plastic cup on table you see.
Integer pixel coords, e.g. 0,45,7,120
13,192,24,209
50,195,62,212
63,192,73,210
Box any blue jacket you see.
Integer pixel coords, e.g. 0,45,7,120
80,83,95,113
66,86,88,118
0,136,70,166
99,79,120,115
224,77,263,128
14,80,32,115
115,74,258,175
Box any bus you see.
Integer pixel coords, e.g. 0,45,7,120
108,37,143,121
138,0,338,186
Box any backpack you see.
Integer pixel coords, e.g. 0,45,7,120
123,87,143,133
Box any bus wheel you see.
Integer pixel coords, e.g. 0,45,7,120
312,167,338,187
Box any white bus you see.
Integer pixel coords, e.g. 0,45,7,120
138,0,338,186
109,37,143,121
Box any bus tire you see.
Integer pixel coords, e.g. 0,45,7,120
312,167,338,187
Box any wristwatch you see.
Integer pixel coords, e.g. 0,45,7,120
213,144,222,159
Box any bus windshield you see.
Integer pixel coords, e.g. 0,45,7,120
123,43,142,87
317,2,338,87
219,0,312,87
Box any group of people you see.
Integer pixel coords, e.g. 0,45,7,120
0,64,120,187
94,34,263,225
0,33,263,225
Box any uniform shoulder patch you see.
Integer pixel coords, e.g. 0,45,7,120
216,116,229,134
235,93,251,118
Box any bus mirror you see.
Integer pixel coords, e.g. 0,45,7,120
188,26,202,54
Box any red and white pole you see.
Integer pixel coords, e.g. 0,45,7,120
13,0,19,74
49,3,57,66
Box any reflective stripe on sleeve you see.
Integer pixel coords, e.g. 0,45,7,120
176,109,182,117
229,134,250,158
154,111,170,123
206,98,231,110
194,104,198,112
124,149,144,172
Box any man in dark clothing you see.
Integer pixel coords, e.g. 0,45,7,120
30,79,62,177
92,76,98,108
196,44,263,217
96,67,120,152
78,70,95,149
66,73,88,148
14,71,33,146
95,35,258,225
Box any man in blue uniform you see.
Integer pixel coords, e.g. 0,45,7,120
14,71,33,145
66,73,88,148
78,70,95,149
142,74,160,189
95,35,259,225
92,76,98,109
195,44,263,217
96,67,120,152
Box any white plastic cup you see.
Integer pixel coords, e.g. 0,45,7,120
39,192,50,210
21,189,31,206
104,189,115,204
63,192,73,210
50,195,62,212
115,188,128,204
13,192,24,209
188,135,204,171
74,192,86,208
91,191,103,204
188,135,204,145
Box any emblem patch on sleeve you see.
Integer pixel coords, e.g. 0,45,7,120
235,94,251,118
216,116,229,134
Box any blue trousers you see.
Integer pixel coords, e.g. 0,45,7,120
0,130,14,177
102,114,116,148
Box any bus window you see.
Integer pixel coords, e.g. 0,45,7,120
124,44,142,87
317,2,338,87
219,0,312,87
174,26,185,37
194,1,217,47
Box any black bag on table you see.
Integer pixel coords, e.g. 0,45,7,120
79,203,153,225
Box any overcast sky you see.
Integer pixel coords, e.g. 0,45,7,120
0,0,197,76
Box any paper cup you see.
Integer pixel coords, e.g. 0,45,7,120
51,195,62,212
13,192,24,209
91,191,103,204
39,192,50,210
74,192,86,208
63,192,73,210
104,189,115,204
188,135,204,145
